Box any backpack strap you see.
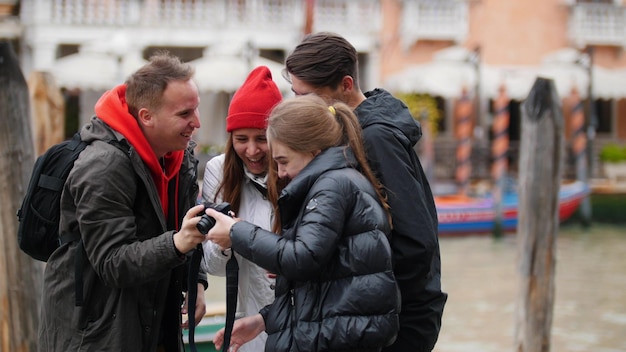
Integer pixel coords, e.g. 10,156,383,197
38,173,66,193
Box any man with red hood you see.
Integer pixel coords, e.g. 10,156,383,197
39,52,209,351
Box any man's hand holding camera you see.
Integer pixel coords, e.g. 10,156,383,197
173,203,238,254
173,204,211,254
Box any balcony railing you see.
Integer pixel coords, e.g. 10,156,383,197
21,0,304,29
569,3,626,47
313,0,381,35
21,0,380,33
401,0,468,49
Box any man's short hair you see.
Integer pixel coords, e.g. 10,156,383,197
125,51,195,118
284,32,360,89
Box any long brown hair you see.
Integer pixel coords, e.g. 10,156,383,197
211,136,244,214
266,95,391,233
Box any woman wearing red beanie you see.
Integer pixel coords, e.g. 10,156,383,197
206,95,400,352
200,65,283,352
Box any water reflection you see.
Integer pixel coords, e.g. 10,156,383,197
435,224,626,352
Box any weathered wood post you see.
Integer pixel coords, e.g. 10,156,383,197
27,71,65,155
0,40,42,352
515,77,564,352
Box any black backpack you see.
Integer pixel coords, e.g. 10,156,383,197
17,132,88,262
17,132,127,307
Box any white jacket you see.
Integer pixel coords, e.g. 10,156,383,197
201,154,275,352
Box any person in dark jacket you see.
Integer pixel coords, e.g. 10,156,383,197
38,52,210,352
204,95,400,352
283,32,448,352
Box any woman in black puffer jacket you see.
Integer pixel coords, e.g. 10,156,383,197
205,95,400,352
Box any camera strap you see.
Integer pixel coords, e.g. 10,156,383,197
222,255,239,352
187,244,203,352
187,247,239,352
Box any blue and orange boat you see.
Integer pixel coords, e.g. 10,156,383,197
435,180,590,235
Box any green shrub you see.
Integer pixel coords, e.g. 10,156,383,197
599,143,626,163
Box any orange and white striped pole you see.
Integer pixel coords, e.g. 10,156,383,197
455,87,473,195
569,87,587,180
491,85,510,237
304,0,315,35
491,85,510,183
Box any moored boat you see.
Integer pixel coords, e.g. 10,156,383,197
435,180,590,235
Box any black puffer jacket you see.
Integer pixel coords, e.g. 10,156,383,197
355,89,447,352
230,146,400,352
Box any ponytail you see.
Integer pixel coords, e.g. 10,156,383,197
267,95,392,231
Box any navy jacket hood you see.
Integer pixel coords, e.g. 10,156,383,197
357,88,423,147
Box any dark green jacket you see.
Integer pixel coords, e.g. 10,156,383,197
39,117,201,352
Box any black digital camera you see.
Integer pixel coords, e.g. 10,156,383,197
196,202,232,235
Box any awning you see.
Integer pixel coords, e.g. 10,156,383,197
384,46,626,101
384,46,479,99
537,48,625,100
385,61,477,99
50,33,146,91
189,45,291,93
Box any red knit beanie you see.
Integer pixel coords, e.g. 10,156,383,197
226,66,282,132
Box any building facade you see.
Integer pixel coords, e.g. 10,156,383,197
3,0,625,180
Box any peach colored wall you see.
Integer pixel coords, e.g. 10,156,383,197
379,0,445,76
594,46,626,68
468,0,570,65
378,0,626,143
380,0,626,75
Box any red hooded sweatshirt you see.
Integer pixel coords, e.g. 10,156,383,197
94,84,183,221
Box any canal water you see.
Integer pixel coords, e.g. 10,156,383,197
204,223,626,351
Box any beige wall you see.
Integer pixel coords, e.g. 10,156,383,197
378,0,625,144
380,0,626,74
468,0,569,65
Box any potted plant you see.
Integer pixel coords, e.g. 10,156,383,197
599,143,626,183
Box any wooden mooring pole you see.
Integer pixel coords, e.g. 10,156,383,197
515,77,563,352
491,85,510,238
0,40,42,352
454,87,474,196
